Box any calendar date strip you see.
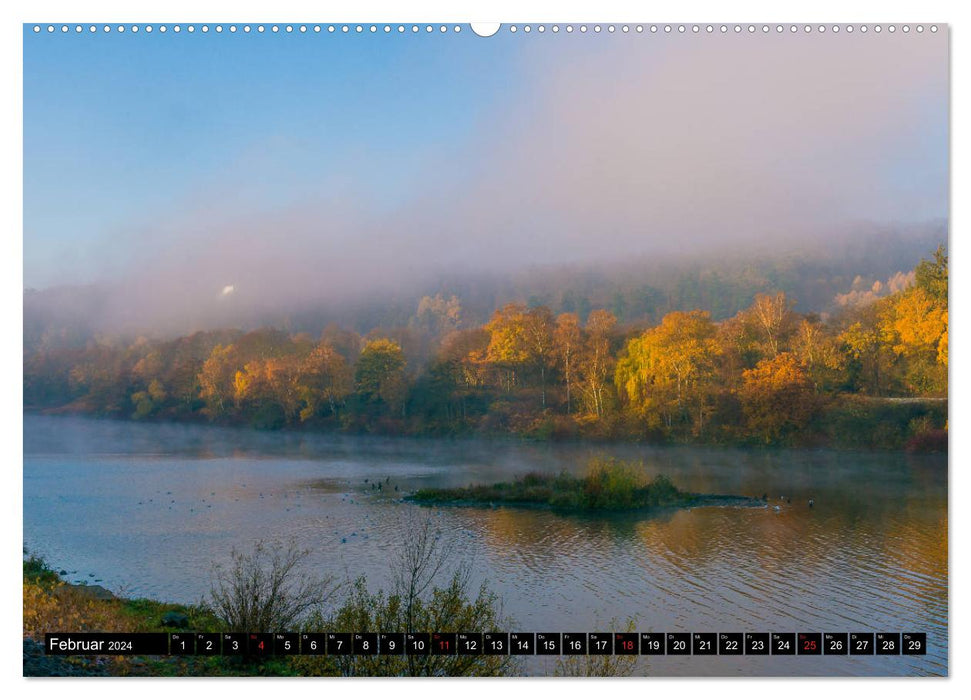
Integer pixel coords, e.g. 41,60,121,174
44,632,927,656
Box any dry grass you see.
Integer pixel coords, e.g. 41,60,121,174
23,581,135,641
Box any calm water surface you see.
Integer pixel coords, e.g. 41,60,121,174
23,414,947,676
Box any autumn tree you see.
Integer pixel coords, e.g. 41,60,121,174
879,247,948,395
484,303,529,393
201,330,307,427
413,294,462,337
234,328,296,361
553,313,582,413
715,314,761,386
437,328,491,391
483,304,556,404
577,310,616,419
233,360,285,427
791,316,844,393
737,352,816,443
745,291,797,359
296,342,352,422
914,244,948,304
522,306,556,408
414,328,492,428
131,349,164,388
198,344,240,419
263,356,305,423
837,314,890,396
354,339,407,417
230,361,254,408
64,342,133,414
615,310,719,433
320,324,363,364
131,378,166,420
160,330,241,412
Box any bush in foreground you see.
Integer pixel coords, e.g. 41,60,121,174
207,540,340,633
292,514,518,676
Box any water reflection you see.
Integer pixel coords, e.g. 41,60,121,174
24,414,946,676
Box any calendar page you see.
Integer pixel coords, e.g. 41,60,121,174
22,19,948,678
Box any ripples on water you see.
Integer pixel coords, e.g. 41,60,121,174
23,415,947,676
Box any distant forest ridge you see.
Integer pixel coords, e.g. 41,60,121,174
24,224,946,350
23,244,948,450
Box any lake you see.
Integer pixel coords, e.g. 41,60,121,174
23,414,947,676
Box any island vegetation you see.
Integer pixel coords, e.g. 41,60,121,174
410,458,759,512
24,247,948,450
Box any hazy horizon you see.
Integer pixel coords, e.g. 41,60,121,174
24,26,948,335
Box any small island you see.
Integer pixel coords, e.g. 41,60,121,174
409,458,763,513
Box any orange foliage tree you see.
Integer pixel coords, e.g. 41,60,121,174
737,352,816,443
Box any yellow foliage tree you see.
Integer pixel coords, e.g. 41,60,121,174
939,311,948,368
233,361,266,405
484,304,531,392
198,344,240,418
791,318,844,392
880,282,947,395
837,315,890,395
885,286,947,356
615,310,719,432
484,304,556,405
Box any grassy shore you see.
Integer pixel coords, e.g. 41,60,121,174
22,554,296,676
410,457,761,512
22,545,511,677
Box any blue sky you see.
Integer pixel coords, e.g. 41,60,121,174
24,26,542,286
24,26,948,300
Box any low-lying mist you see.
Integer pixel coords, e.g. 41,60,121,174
25,30,947,345
25,220,945,351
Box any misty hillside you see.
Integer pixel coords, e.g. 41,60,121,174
24,223,945,352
